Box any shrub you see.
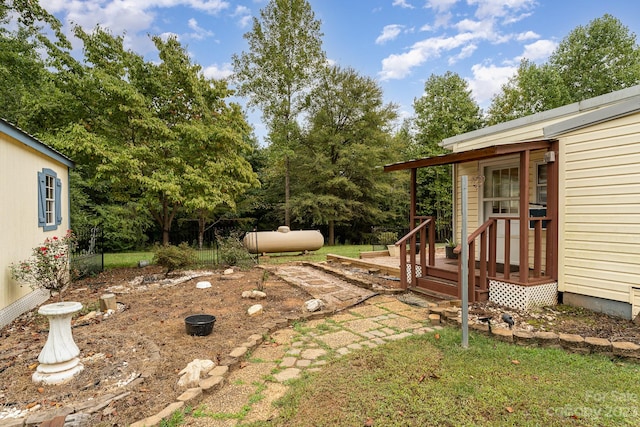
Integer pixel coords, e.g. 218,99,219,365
217,231,255,270
375,231,398,246
10,230,77,301
153,243,197,275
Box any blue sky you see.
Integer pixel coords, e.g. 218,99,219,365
39,0,640,143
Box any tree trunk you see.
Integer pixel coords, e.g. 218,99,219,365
285,155,290,226
197,213,205,250
328,220,335,246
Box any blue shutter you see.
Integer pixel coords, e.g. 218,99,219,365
55,178,62,226
37,171,46,227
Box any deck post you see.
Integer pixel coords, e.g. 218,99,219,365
519,150,530,283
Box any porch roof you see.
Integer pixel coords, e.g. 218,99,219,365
383,139,553,172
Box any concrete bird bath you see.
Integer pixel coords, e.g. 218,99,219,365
32,301,84,385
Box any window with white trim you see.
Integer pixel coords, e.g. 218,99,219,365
38,168,62,231
536,163,547,205
484,166,520,214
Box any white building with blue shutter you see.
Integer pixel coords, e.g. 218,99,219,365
0,119,74,328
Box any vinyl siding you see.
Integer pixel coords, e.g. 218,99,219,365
558,112,640,302
0,132,71,311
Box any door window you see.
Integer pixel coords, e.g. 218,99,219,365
484,166,519,214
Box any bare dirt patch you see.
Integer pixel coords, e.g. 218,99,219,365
0,266,311,426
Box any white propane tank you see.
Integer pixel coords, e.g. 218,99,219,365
243,226,324,254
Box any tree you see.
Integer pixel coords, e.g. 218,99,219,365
46,28,258,246
487,60,571,125
549,14,640,102
487,14,640,124
412,72,483,240
289,66,401,245
232,0,326,226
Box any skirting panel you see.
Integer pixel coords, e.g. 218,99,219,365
405,264,423,282
0,288,50,329
489,280,558,311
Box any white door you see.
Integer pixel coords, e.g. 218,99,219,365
483,165,520,265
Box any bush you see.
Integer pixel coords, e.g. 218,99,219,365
375,230,398,246
153,243,197,275
217,231,255,270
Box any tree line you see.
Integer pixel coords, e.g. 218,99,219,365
2,0,639,250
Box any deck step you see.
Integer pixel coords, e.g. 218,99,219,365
409,286,458,301
416,276,459,298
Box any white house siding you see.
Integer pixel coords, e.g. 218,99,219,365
454,162,480,245
0,130,71,327
558,112,640,303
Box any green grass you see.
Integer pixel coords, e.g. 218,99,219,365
103,244,372,269
104,252,153,268
245,328,640,427
257,244,371,264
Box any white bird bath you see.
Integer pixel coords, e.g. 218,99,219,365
32,301,84,385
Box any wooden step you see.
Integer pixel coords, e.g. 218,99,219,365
416,276,459,298
409,286,458,301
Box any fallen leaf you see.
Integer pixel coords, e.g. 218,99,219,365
505,407,514,413
364,417,374,426
418,374,426,382
28,363,38,370
511,360,520,365
37,387,44,393
434,333,440,340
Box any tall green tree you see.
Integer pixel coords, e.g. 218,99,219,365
488,14,640,124
290,66,400,245
487,60,571,125
232,0,326,226
46,28,258,247
412,72,483,240
550,14,640,101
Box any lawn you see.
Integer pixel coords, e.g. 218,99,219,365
103,244,373,269
249,328,640,426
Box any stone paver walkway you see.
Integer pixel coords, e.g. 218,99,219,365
187,293,441,426
275,264,379,310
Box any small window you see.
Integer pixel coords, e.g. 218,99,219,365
38,168,62,231
536,163,547,205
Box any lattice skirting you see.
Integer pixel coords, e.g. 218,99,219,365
0,288,50,329
405,264,423,282
489,280,558,311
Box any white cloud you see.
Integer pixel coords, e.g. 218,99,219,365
466,62,517,106
392,0,415,8
39,0,230,54
376,24,404,45
517,39,557,62
426,0,458,13
516,30,539,41
448,43,477,65
467,0,536,20
232,5,252,27
380,32,476,80
187,18,214,39
202,62,233,79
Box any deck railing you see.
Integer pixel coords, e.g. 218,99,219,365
457,216,553,300
395,216,435,289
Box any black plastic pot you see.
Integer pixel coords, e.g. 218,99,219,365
185,314,216,336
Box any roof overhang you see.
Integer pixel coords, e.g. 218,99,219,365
384,139,553,172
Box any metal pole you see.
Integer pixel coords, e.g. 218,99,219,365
461,176,469,348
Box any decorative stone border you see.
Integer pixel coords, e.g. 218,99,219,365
432,307,640,360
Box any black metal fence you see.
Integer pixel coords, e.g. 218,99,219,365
167,220,258,267
71,226,104,277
